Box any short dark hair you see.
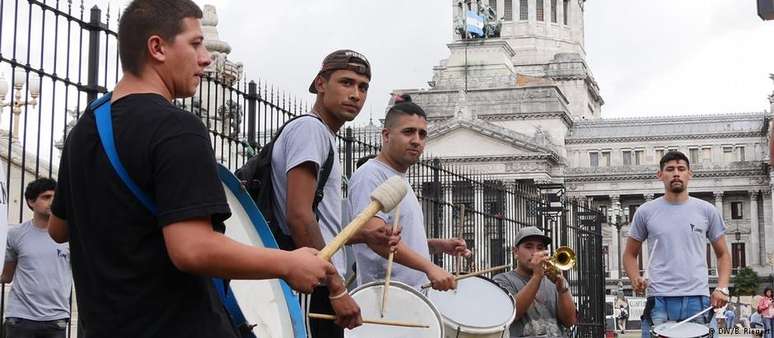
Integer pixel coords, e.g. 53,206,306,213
765,287,773,296
384,102,427,128
118,0,203,76
356,154,377,168
24,178,56,206
659,151,690,170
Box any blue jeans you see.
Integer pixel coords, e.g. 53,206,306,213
763,317,774,338
640,296,718,338
3,317,68,338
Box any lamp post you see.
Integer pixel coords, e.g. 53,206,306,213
609,201,630,290
0,70,40,140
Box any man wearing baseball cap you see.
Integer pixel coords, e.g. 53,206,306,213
269,49,398,337
493,226,577,337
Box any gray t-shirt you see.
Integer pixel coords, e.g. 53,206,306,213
493,271,564,337
348,159,430,290
4,220,72,320
270,114,346,276
628,196,725,297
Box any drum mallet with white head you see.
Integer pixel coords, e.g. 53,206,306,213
318,176,407,261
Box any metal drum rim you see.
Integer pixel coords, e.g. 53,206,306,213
651,321,711,338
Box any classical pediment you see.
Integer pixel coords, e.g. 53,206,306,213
426,117,559,158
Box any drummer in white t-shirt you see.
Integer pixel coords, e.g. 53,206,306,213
347,97,470,291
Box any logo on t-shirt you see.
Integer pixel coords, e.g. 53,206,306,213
56,248,69,259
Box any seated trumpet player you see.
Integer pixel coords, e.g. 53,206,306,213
493,226,577,338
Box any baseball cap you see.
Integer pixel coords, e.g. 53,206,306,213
308,49,371,93
514,226,551,247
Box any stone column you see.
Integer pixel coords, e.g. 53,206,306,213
714,191,724,219
750,190,760,266
474,185,485,270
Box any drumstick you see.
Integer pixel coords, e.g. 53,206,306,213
455,204,465,277
663,306,714,332
319,176,406,261
421,264,509,289
308,313,430,329
381,205,400,317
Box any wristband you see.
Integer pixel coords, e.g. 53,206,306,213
328,290,348,300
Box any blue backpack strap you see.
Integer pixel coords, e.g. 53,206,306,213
92,93,159,215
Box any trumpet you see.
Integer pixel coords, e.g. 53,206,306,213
543,246,576,279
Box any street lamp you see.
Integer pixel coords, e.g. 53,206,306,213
0,69,40,140
609,202,630,288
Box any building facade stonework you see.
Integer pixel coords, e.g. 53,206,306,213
392,0,774,294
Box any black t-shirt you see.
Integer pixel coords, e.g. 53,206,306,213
51,93,237,338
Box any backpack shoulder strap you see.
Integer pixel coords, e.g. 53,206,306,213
92,93,159,215
313,144,335,211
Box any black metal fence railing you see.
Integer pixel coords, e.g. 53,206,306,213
1,1,604,337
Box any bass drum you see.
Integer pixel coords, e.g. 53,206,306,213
213,164,306,338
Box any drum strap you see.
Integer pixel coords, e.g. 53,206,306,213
91,92,159,214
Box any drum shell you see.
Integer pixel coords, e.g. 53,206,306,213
425,276,516,338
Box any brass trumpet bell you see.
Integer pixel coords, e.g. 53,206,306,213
544,246,576,278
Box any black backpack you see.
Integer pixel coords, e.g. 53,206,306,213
235,114,334,250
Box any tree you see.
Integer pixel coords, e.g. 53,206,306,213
733,267,760,304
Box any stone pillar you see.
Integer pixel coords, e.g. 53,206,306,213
762,190,772,270
714,191,724,219
750,190,760,266
474,185,485,270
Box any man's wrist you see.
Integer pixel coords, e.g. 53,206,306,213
715,287,729,296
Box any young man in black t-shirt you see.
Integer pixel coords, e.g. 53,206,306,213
48,1,335,337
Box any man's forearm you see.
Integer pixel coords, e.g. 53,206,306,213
557,287,577,327
716,250,731,288
287,213,327,250
622,253,641,282
514,275,542,320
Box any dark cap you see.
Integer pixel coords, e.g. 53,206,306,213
514,226,551,247
308,49,371,94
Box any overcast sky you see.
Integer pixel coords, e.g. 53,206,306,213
71,0,774,124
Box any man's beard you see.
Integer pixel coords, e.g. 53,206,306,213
669,182,685,193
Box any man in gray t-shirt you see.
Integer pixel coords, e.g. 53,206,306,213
2,178,71,338
623,151,730,338
493,226,576,337
348,99,469,291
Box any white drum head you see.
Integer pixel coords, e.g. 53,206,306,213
216,165,305,338
345,281,444,338
652,322,710,337
425,276,515,330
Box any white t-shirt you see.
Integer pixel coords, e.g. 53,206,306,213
348,158,430,289
270,115,346,276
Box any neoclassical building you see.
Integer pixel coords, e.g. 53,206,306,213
392,0,774,294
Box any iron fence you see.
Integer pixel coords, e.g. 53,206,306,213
0,1,604,337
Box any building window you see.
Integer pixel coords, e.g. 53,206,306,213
520,0,529,20
723,146,734,162
736,146,745,161
622,150,632,166
537,0,544,21
490,0,498,13
603,245,610,278
504,0,513,20
732,243,746,274
731,201,744,219
689,148,699,164
667,147,678,153
589,151,599,167
655,148,665,162
551,0,557,22
563,0,569,24
601,151,611,167
634,150,644,165
702,147,712,163
599,205,608,218
628,204,639,222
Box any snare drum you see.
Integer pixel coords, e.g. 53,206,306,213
425,276,516,338
345,281,444,338
651,322,711,338
214,165,306,338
